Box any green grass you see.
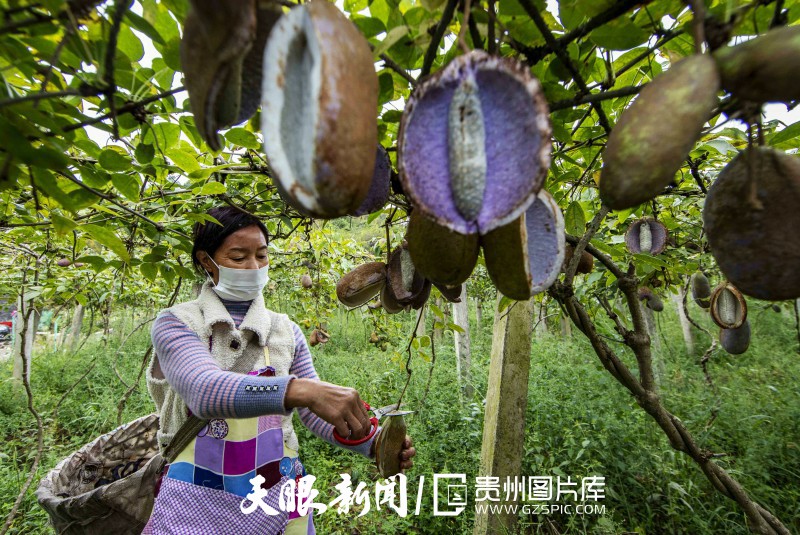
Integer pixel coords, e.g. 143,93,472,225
1,299,798,534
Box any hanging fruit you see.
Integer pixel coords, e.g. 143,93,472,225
625,218,668,255
261,0,378,218
710,283,747,329
691,272,711,308
398,50,551,237
300,274,313,289
720,320,751,355
482,190,565,301
405,210,479,288
638,287,664,312
703,147,800,300
351,146,392,217
600,54,720,209
561,244,594,275
714,25,800,103
181,0,282,150
336,262,386,308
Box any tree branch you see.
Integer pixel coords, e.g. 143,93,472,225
56,86,185,135
380,54,417,87
550,84,644,112
521,0,612,132
520,0,655,65
420,0,459,78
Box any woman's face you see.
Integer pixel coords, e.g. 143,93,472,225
197,225,269,285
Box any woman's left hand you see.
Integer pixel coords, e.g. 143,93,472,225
399,435,416,471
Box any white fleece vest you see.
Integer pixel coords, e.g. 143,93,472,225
146,281,298,453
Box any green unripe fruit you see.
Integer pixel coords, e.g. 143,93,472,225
600,55,720,209
714,26,800,103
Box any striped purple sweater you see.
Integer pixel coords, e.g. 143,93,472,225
151,298,376,458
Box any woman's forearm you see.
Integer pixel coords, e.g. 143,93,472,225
152,312,295,418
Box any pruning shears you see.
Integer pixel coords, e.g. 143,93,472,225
333,402,413,446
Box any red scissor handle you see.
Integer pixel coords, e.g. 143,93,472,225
333,401,379,446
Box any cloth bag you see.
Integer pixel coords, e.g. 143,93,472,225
36,414,206,535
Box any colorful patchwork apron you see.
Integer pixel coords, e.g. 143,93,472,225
143,348,315,534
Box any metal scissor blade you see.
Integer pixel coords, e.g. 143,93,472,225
372,403,409,419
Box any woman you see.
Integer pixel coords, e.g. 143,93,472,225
143,206,415,534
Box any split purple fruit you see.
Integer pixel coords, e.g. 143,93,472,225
481,190,565,301
398,50,551,236
625,218,668,255
710,282,747,330
351,146,392,217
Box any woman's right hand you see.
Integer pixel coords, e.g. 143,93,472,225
284,378,373,440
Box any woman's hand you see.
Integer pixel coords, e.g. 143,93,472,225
285,378,373,440
399,435,416,471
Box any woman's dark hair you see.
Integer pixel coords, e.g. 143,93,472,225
191,206,269,275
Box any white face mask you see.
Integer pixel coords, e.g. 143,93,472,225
207,257,269,302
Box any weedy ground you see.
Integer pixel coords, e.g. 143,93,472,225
0,298,798,534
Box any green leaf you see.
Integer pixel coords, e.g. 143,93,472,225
135,143,155,164
125,10,165,45
81,224,130,263
117,26,144,61
140,262,159,282
565,201,586,236
111,173,141,202
167,149,200,172
192,181,227,195
447,322,465,334
225,128,260,150
51,212,77,235
98,148,133,172
187,163,238,180
33,169,80,212
589,18,649,50
75,293,88,307
378,72,394,105
374,26,409,57
769,121,800,146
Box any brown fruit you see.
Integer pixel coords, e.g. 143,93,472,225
336,262,386,308
561,244,593,274
714,25,800,103
261,0,378,218
703,147,800,300
375,413,407,478
56,258,72,267
482,190,565,300
406,210,479,287
386,243,427,305
300,274,313,289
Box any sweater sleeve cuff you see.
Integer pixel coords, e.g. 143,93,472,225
231,374,296,417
